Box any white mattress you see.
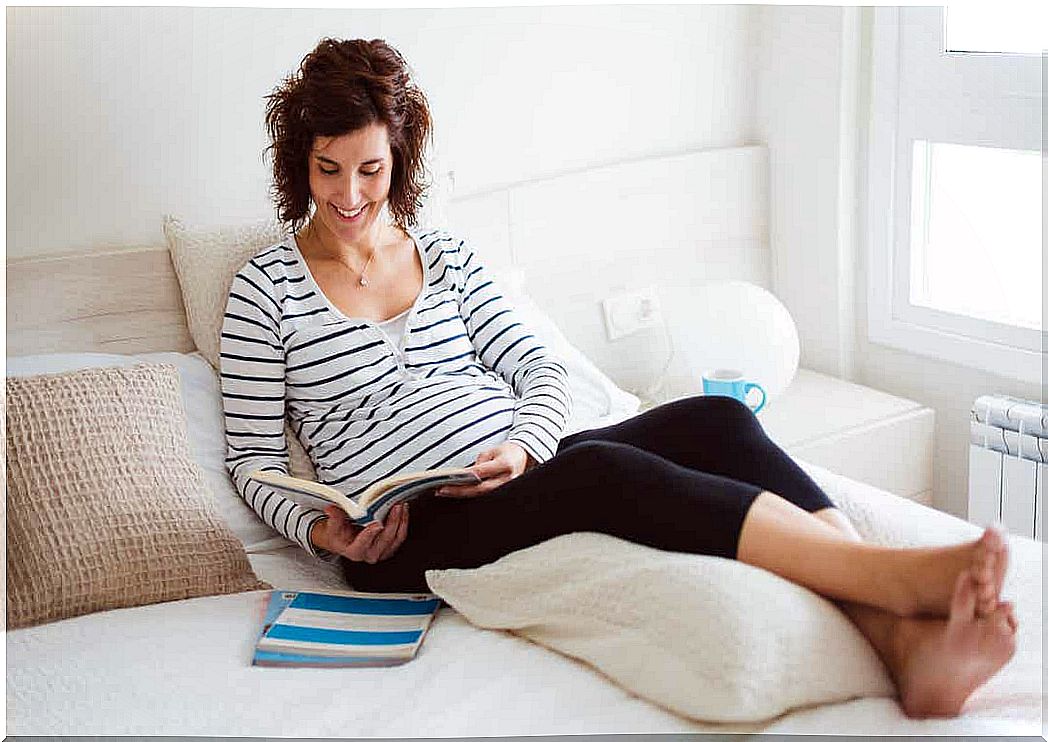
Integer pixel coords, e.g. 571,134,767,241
6,353,1043,736
9,465,1042,737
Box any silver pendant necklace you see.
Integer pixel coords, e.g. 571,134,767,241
305,220,378,288
358,251,375,287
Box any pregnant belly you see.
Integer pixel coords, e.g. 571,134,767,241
304,384,518,492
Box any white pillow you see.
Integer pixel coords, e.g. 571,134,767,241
496,267,640,433
6,352,292,554
426,532,894,723
511,301,640,432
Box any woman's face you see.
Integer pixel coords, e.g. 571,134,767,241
308,122,393,245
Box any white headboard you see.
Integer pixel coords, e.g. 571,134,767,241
448,144,769,396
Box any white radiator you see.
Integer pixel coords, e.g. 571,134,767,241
968,395,1046,540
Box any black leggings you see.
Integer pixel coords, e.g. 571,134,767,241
341,395,837,592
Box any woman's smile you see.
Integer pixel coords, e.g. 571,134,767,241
331,202,368,222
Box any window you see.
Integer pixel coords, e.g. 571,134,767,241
867,6,1043,384
908,140,1041,335
944,5,1047,55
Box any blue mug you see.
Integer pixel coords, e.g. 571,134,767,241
701,368,767,413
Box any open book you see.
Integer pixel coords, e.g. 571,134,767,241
248,467,481,525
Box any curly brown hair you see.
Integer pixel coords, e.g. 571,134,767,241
264,38,432,231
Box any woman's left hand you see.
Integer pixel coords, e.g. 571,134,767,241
436,442,536,498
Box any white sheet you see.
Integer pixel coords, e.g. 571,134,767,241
8,460,1042,737
5,353,1042,736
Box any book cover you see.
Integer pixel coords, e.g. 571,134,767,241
252,589,443,668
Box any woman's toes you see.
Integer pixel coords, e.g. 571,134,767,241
993,531,1010,595
993,606,1018,661
948,569,977,625
909,529,1010,619
973,529,1004,617
985,527,1008,577
999,601,1018,635
977,570,996,617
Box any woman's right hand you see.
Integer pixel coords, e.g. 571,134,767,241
310,503,409,563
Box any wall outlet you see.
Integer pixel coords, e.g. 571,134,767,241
601,287,664,341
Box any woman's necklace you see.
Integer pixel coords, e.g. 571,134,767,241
357,251,375,288
307,221,378,289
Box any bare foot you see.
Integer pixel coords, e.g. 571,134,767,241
892,569,1017,718
898,527,1007,617
986,531,1009,618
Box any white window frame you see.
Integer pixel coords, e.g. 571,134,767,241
867,6,1043,385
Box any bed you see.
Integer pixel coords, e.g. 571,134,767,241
6,147,1042,737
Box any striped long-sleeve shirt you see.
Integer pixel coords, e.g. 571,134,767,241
220,228,573,557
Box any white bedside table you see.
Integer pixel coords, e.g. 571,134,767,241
755,368,935,505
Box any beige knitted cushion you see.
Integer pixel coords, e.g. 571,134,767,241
426,532,893,723
6,364,269,629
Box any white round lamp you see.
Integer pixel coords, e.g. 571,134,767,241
683,281,800,404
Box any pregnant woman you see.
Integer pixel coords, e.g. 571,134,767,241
221,37,1016,718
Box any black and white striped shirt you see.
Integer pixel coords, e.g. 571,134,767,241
220,228,573,557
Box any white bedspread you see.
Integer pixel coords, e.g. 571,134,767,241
8,460,1042,737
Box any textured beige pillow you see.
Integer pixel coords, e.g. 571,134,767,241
162,215,315,479
6,364,269,629
426,533,893,723
162,215,286,370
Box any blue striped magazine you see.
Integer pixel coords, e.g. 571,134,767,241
253,589,443,668
248,468,480,526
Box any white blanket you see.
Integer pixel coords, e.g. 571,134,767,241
7,459,1041,737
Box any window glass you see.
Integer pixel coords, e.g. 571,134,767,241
944,5,1047,55
909,140,1041,331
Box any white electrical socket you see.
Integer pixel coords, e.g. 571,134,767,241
601,288,663,341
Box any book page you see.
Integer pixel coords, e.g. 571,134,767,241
247,470,365,519
358,469,479,508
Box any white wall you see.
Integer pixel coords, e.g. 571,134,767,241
754,5,1042,518
12,4,1033,519
752,5,860,382
7,5,757,257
